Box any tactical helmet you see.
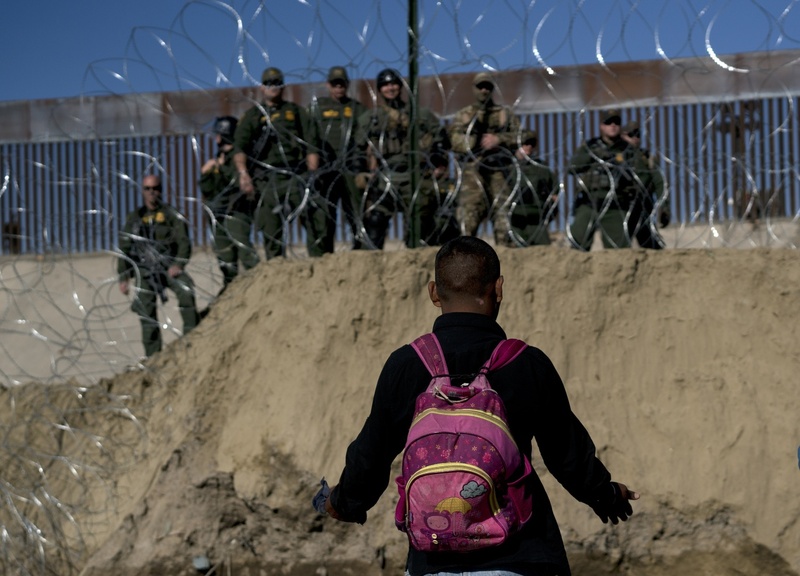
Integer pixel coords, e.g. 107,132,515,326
213,116,238,143
376,68,402,88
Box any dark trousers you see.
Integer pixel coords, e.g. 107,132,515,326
363,170,459,249
254,173,329,259
315,167,364,251
209,210,260,288
627,196,665,249
131,271,198,357
569,202,631,250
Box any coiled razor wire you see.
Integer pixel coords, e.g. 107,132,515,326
1,1,800,573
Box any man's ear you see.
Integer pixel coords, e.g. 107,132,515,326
428,280,442,308
495,275,504,303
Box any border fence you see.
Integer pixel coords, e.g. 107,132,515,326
1,50,799,255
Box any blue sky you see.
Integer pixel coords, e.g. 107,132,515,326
2,0,798,103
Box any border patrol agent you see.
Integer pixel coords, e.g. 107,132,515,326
200,116,260,291
567,109,648,250
355,68,454,249
118,174,199,357
307,66,368,251
507,130,559,246
233,67,325,259
621,121,669,249
449,72,522,246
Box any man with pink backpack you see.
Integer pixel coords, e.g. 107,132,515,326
317,236,638,575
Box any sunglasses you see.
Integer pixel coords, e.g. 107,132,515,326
262,80,283,87
603,118,621,126
329,80,347,88
627,130,641,138
476,82,494,91
143,185,162,191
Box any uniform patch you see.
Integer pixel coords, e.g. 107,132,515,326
323,109,339,118
285,110,295,121
344,106,353,118
142,211,166,225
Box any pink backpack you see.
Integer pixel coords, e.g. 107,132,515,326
394,333,534,552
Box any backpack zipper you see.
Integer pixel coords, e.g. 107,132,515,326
405,462,501,516
410,407,515,444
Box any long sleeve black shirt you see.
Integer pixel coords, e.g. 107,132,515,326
330,312,613,575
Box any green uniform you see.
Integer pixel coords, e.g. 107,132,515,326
449,99,521,245
627,148,668,249
308,95,368,251
117,202,199,357
567,136,648,250
355,100,451,249
199,149,260,288
233,99,326,259
507,157,558,246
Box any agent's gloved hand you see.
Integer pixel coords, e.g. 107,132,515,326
659,209,671,228
312,478,331,515
590,482,639,524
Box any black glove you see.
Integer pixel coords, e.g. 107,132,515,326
312,478,330,515
590,482,633,525
659,209,671,228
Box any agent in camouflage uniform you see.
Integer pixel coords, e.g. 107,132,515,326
200,116,260,292
449,72,522,246
355,68,454,249
117,175,199,357
621,121,669,249
307,66,368,251
507,130,559,246
233,67,325,259
567,109,649,250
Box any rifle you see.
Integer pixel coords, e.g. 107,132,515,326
130,220,169,304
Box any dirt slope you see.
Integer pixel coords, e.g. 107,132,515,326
5,247,799,575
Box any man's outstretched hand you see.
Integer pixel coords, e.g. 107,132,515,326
312,479,366,524
591,482,639,524
312,478,331,515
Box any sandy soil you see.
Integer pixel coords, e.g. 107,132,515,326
1,244,799,576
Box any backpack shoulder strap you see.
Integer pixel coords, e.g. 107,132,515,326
413,334,526,375
483,338,527,371
411,333,448,377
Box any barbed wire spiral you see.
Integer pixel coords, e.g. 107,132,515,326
1,1,799,573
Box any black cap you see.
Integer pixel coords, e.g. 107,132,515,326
261,67,285,85
600,108,622,124
328,66,349,83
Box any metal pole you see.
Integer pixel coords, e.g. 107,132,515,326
407,0,421,247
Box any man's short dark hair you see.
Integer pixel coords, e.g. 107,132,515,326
434,237,500,302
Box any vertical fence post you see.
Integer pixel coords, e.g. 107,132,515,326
407,0,421,248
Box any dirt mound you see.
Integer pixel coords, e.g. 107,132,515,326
3,247,799,575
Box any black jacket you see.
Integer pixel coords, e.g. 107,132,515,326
331,312,613,575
